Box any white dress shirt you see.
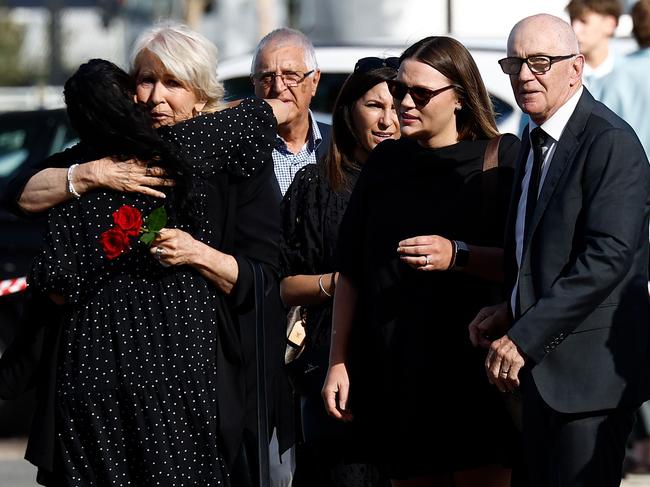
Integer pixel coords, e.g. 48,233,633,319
511,87,584,314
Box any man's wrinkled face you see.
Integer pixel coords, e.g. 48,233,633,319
252,43,320,126
507,20,583,125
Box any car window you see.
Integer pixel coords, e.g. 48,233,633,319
0,128,29,178
0,112,78,189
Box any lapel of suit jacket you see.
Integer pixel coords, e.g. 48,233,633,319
521,90,594,262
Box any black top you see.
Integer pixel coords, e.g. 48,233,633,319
337,135,521,477
281,163,359,350
17,98,281,484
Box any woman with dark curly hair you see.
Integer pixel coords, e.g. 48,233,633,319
281,57,399,487
322,37,520,487
7,24,289,487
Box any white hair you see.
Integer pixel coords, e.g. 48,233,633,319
251,27,318,74
131,22,225,112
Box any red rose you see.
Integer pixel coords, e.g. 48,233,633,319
100,227,131,260
112,205,143,237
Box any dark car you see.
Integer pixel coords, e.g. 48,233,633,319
0,108,77,435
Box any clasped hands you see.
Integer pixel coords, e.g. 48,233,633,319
468,302,526,392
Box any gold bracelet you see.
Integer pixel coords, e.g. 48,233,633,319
318,274,332,297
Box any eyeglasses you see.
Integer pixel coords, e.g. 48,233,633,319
354,57,400,73
498,54,576,75
251,70,315,88
387,80,457,107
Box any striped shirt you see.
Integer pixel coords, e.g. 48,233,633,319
272,110,323,195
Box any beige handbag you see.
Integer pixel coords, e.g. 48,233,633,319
284,306,307,364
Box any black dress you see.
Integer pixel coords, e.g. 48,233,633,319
28,98,280,486
282,162,385,487
337,136,520,479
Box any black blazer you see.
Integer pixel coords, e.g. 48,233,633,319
505,89,650,414
316,120,331,162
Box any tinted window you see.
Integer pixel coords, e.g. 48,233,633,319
0,111,78,190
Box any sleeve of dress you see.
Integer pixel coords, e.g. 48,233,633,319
159,98,277,178
229,156,283,309
2,144,86,217
280,164,321,278
336,146,383,283
27,200,86,304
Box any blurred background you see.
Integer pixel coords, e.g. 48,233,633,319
0,0,644,485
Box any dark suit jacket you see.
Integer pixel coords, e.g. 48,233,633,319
505,89,650,414
316,120,331,161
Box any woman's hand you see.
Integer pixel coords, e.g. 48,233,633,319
397,235,454,271
150,228,239,295
150,228,200,267
18,159,174,214
86,157,174,199
322,362,354,422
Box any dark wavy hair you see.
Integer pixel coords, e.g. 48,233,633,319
400,37,499,141
325,65,397,192
64,58,200,228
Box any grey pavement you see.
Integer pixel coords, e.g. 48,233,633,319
0,438,37,487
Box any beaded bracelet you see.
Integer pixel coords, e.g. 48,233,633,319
67,164,82,199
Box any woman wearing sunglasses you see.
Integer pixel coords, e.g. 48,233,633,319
281,57,399,487
322,37,520,487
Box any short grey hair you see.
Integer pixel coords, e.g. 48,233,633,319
131,22,225,112
251,28,318,74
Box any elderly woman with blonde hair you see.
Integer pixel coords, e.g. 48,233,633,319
5,23,288,486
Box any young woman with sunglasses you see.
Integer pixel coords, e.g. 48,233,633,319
280,57,399,487
322,37,521,487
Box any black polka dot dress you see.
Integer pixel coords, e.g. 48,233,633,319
28,98,280,486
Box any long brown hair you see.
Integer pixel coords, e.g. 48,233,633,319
400,36,499,141
325,65,397,192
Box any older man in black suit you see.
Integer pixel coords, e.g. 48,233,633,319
469,13,650,487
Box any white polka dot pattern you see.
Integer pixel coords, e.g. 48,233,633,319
27,97,277,485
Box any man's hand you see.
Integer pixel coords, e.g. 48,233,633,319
468,302,510,348
397,235,454,271
485,335,526,392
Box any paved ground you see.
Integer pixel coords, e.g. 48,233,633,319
1,437,650,486
0,438,38,487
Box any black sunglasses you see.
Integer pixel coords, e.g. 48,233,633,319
387,80,457,107
354,57,400,74
498,54,576,75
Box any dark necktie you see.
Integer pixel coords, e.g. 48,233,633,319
525,127,549,234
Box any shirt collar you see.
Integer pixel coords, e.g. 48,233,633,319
530,86,583,143
275,109,323,152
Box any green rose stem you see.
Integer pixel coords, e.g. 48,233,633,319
139,206,168,246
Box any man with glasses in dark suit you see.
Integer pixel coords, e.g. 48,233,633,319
469,13,650,487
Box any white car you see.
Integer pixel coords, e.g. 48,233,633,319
218,42,524,135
